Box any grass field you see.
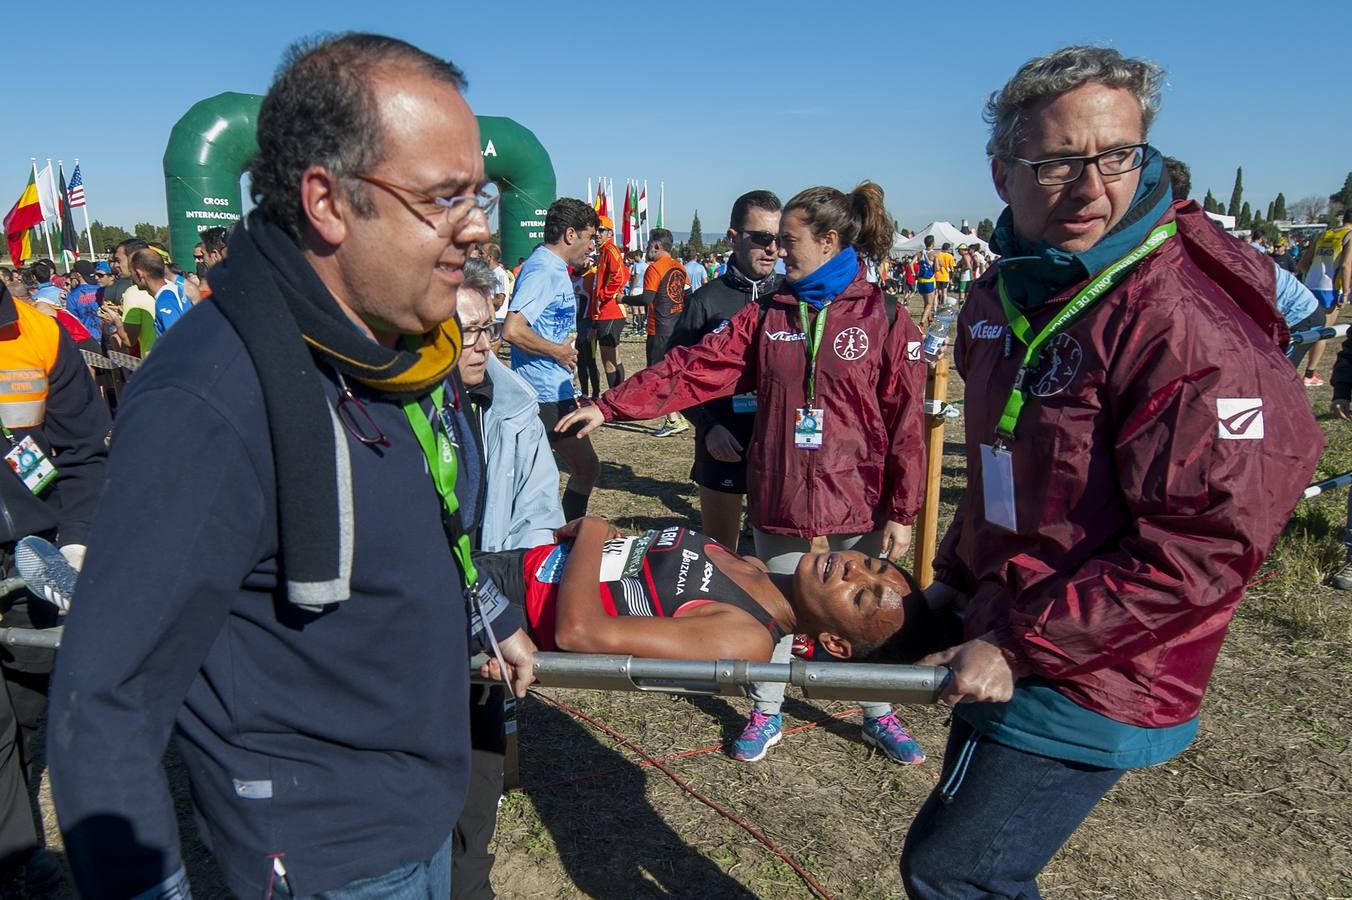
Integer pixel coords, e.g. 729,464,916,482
23,299,1352,899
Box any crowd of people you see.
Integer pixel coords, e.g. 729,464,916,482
0,33,1338,900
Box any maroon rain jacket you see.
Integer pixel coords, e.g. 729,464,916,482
596,265,926,537
934,201,1323,728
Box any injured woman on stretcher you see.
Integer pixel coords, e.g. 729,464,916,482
473,516,958,667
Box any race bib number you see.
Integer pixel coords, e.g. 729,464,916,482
534,530,656,584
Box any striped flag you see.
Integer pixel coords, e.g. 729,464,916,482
68,165,86,208
4,169,43,264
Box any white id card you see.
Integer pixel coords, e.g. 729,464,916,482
980,443,1018,532
794,407,825,449
732,392,758,414
4,435,56,495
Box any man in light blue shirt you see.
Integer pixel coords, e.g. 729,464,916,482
683,249,707,292
1275,262,1321,370
503,197,601,521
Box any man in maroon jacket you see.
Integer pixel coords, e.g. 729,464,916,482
899,46,1323,898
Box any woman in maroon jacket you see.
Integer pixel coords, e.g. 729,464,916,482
557,182,929,763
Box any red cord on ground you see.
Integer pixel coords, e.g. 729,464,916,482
531,690,837,900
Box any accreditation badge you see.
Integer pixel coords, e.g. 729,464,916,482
980,443,1017,532
794,407,825,450
5,435,57,495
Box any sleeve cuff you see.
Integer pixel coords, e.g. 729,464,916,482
469,578,526,652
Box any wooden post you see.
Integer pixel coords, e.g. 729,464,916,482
915,356,950,587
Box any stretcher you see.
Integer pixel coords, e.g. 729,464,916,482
0,571,948,704
471,652,948,705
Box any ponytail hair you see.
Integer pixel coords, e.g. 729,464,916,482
783,180,895,262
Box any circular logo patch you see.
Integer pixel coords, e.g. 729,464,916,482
1029,333,1083,397
833,327,869,361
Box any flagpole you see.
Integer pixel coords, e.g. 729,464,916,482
58,160,72,268
34,159,54,261
75,159,95,259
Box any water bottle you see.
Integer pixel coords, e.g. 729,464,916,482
922,308,955,364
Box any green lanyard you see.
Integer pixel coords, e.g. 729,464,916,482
797,301,830,405
994,221,1176,444
402,384,479,587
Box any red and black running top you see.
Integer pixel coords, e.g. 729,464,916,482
474,527,785,652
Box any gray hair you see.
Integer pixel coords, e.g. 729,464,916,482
984,46,1164,160
460,258,497,299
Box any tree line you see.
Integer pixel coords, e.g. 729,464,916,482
1201,169,1352,235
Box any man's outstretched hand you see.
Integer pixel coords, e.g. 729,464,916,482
554,404,605,437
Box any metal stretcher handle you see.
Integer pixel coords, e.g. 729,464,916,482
0,626,62,649
470,652,948,704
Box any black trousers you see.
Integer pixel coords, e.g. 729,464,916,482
451,686,507,900
0,678,37,867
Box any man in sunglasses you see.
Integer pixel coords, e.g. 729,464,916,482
666,190,782,552
900,45,1322,898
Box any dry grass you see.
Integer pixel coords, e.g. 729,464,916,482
20,300,1352,899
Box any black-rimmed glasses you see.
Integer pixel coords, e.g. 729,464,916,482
334,374,391,447
1011,143,1148,186
462,321,503,345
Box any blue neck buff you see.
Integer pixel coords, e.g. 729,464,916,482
786,246,859,310
992,148,1173,307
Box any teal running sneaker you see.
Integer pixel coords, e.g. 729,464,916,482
730,711,782,762
861,712,926,765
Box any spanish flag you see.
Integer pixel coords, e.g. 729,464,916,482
4,169,42,266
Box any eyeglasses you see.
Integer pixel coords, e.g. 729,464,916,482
334,374,391,448
461,321,503,346
741,230,778,249
1011,143,1148,187
354,173,498,235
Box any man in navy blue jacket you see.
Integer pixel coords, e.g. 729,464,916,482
46,34,535,899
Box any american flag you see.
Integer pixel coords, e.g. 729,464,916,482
68,165,86,208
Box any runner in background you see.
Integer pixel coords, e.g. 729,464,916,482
591,217,630,388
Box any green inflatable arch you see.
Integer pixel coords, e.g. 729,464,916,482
163,93,556,270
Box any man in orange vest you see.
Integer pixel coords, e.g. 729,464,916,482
591,216,630,387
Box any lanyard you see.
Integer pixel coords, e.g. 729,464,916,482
797,301,830,405
994,221,1176,444
402,383,479,587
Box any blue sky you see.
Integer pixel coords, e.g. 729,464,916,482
14,1,1349,237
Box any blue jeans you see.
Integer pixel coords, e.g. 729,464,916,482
900,719,1123,899
279,833,452,899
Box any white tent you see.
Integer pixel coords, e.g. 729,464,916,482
892,221,990,257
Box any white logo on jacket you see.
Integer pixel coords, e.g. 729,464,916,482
1216,398,1264,440
968,320,1005,340
765,330,806,342
906,341,922,361
834,327,869,360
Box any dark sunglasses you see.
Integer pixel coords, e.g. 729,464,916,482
741,230,778,249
